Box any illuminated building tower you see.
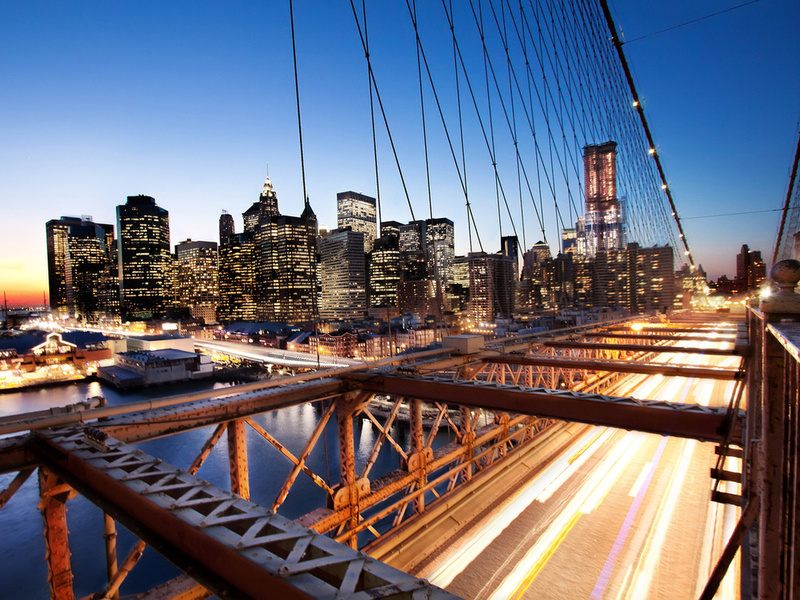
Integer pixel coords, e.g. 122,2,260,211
219,211,235,245
46,216,114,320
397,251,436,318
583,142,624,256
561,228,577,255
591,243,675,313
337,191,377,252
117,195,171,320
218,233,256,322
254,178,318,323
368,235,400,309
397,218,455,300
320,228,367,320
467,249,516,323
173,240,219,323
736,244,767,292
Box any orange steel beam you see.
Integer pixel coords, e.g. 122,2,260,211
584,332,736,341
344,373,739,443
227,419,250,501
543,340,743,356
484,356,740,380
39,469,76,600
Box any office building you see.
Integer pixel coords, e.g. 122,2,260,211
219,211,235,245
46,216,114,320
736,244,767,292
173,240,219,323
218,233,257,322
117,195,171,320
467,250,517,323
337,191,377,252
320,228,367,321
369,235,401,309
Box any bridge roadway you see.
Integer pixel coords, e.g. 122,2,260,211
0,315,747,599
371,335,743,599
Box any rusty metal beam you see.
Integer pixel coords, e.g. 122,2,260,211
227,419,250,501
34,428,459,600
344,373,739,443
484,355,739,380
39,468,76,600
99,379,346,443
0,467,34,510
543,340,742,356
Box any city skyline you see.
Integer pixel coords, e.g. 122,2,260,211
2,1,798,306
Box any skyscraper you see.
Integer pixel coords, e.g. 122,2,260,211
218,233,257,322
173,240,219,323
320,229,367,320
219,211,235,245
117,195,171,320
583,142,624,256
46,216,114,320
369,235,401,309
337,191,377,252
252,178,318,323
736,244,766,292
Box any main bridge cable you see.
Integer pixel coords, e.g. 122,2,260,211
587,3,677,250
598,0,695,266
773,127,800,265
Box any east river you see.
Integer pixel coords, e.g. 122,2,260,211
0,379,424,599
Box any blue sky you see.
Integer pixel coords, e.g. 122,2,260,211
1,0,798,305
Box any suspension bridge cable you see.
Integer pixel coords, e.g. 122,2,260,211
288,0,308,206
412,0,434,219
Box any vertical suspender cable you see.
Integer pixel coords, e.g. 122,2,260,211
363,0,383,229
289,0,308,207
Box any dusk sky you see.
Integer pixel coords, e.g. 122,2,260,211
1,1,798,307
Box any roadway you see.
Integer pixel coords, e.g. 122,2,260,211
409,331,742,599
194,338,362,368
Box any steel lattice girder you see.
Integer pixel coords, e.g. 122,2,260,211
543,340,744,356
343,373,741,443
34,427,462,600
483,355,740,380
100,379,347,443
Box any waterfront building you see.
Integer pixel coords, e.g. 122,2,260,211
319,228,367,321
117,195,171,320
337,191,377,252
582,142,624,256
98,348,213,389
173,240,219,323
46,216,115,320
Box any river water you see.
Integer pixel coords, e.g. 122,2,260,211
0,379,435,599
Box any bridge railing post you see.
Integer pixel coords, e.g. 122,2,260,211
757,259,800,600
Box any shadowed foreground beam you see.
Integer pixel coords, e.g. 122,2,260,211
484,356,740,380
344,373,740,443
